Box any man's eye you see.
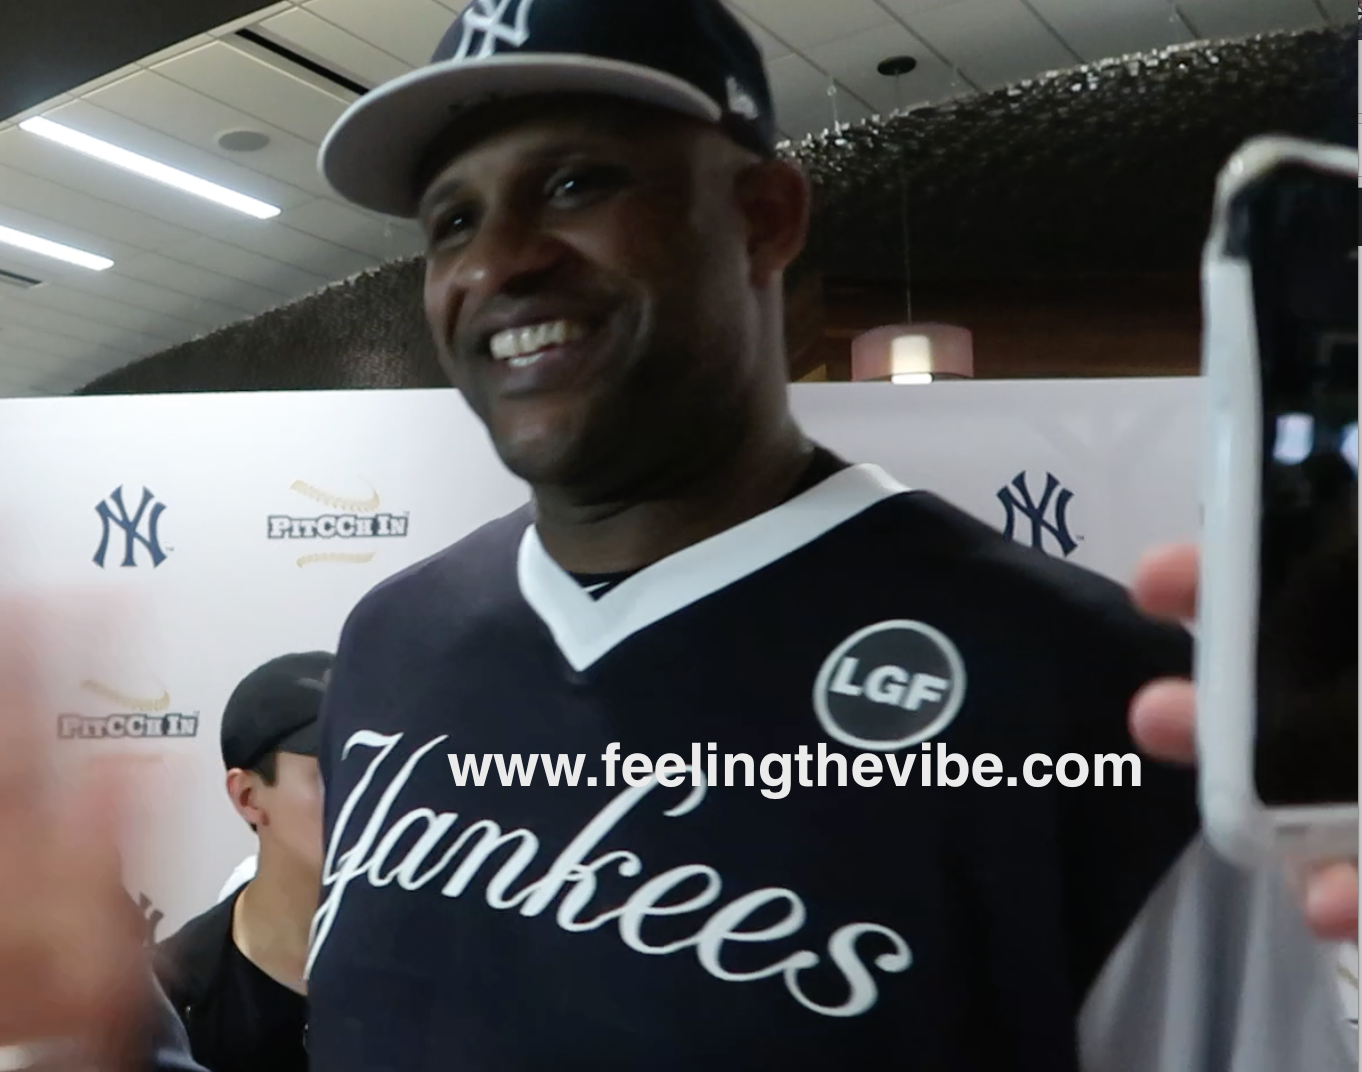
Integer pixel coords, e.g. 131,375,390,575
547,167,623,206
428,209,476,248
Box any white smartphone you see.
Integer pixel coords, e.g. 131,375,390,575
1196,134,1358,868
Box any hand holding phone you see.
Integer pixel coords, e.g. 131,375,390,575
1196,135,1358,867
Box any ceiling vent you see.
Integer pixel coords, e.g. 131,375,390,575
231,29,371,99
0,268,44,290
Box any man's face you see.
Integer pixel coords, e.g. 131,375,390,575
252,752,324,877
417,96,786,495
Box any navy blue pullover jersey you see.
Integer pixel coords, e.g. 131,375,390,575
305,462,1352,1072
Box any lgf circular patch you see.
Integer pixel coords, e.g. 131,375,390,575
812,620,967,751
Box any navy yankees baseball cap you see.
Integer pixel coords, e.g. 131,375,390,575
220,651,334,773
318,0,778,218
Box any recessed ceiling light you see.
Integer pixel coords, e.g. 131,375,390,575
877,56,919,77
19,116,281,220
217,130,270,153
0,222,113,271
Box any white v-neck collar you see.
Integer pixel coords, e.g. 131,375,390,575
517,463,911,672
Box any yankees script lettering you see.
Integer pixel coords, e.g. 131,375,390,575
310,730,912,1017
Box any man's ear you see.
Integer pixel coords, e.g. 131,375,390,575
735,157,811,287
226,768,265,829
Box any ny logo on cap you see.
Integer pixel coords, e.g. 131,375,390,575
452,0,537,60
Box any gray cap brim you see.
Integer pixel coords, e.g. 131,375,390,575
318,53,722,219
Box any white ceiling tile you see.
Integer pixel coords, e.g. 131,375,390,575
0,203,137,266
0,346,56,380
734,0,892,49
40,98,310,218
1,276,193,342
206,2,296,38
154,41,351,145
74,267,252,330
305,0,453,68
197,218,379,280
0,127,282,240
114,252,285,315
75,76,324,202
282,198,426,261
877,0,987,12
1027,0,1191,61
0,232,118,290
905,0,1078,89
806,24,964,116
1178,0,1326,38
8,95,77,127
767,54,873,141
726,6,794,60
70,63,146,99
159,235,331,298
260,8,413,87
135,34,217,70
0,162,201,251
0,324,124,369
0,294,163,355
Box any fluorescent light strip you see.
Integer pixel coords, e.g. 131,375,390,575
19,116,281,220
0,223,112,271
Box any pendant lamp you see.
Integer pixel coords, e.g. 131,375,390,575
850,56,974,385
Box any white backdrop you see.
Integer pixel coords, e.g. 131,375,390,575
0,378,1203,940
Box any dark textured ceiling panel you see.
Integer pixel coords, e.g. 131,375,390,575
792,28,1355,282
0,0,269,121
77,27,1356,396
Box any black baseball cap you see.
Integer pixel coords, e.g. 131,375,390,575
318,0,777,219
220,652,334,773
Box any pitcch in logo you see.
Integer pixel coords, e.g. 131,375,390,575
268,479,409,567
58,679,198,740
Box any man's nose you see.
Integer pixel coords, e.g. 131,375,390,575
449,207,565,300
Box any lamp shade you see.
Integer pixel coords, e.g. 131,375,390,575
851,323,974,382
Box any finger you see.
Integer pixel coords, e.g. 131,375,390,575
0,606,49,919
1303,862,1359,942
1130,679,1196,764
50,762,145,1069
1131,543,1199,622
0,605,48,804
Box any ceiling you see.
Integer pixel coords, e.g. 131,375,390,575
0,0,1351,399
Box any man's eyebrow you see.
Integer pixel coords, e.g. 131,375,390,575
418,174,467,219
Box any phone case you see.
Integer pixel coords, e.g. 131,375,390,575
1196,135,1359,868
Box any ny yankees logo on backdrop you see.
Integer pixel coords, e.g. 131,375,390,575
453,0,537,59
997,471,1079,558
94,486,169,568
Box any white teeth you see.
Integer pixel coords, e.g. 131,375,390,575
489,319,586,361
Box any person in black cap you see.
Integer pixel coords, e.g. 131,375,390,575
151,652,332,1072
294,2,1353,1071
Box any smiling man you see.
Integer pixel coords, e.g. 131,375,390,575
299,1,1353,1070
